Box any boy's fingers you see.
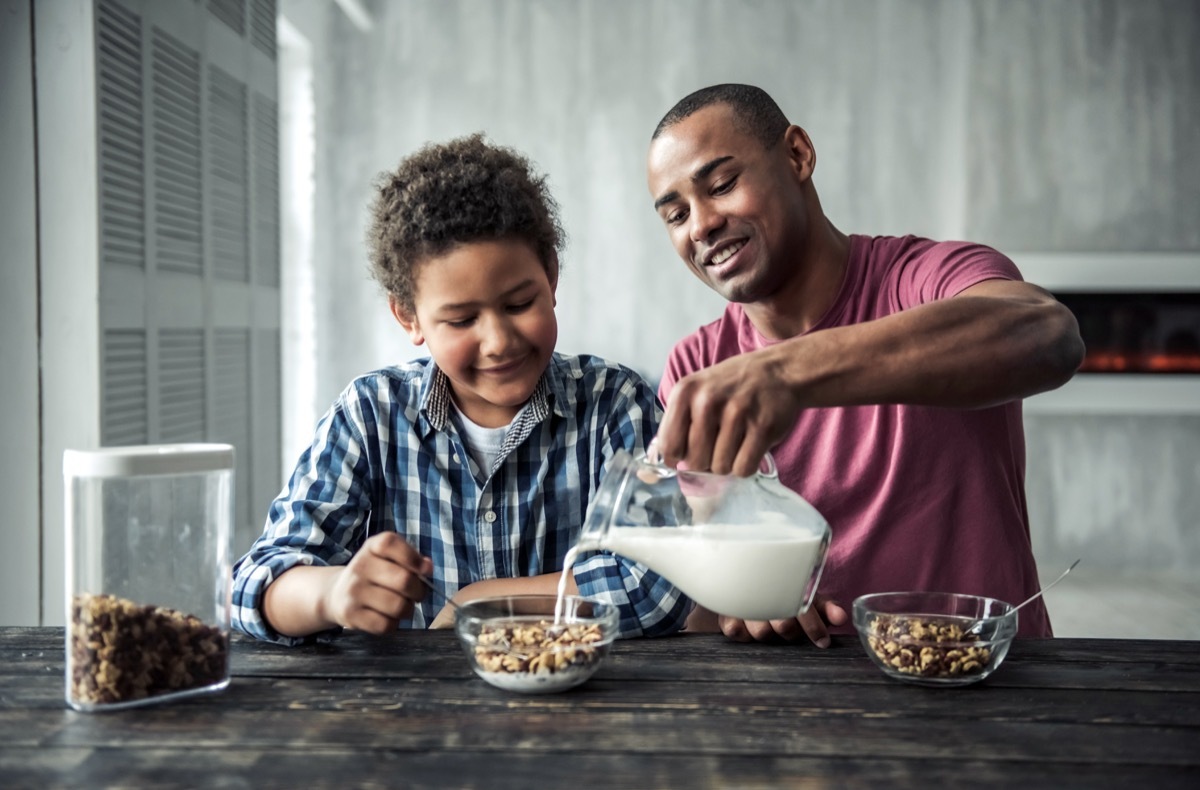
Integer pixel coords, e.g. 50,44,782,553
367,531,432,574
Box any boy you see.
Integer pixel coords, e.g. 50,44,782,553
232,134,689,644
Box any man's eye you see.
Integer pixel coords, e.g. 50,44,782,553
713,178,736,195
666,209,688,226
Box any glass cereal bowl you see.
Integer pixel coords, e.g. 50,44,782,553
852,592,1018,687
454,595,619,694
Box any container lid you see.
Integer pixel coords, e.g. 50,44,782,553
63,443,235,478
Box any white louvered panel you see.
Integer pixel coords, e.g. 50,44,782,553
102,330,149,446
158,328,206,442
250,0,276,60
208,0,245,36
253,93,280,287
213,329,253,531
254,328,282,538
209,66,249,282
97,0,145,270
152,28,203,276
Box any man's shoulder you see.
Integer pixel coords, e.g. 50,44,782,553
858,233,1008,267
668,304,745,361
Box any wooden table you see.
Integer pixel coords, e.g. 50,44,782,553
1,627,1197,788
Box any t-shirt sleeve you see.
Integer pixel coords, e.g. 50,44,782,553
658,333,707,408
893,241,1024,310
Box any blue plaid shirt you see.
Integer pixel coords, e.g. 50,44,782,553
231,352,690,644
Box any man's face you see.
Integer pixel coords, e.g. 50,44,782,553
646,104,807,303
395,238,558,428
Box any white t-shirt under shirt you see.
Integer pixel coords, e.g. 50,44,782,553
451,400,510,478
658,234,1051,637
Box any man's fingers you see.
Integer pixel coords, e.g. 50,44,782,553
768,618,805,642
731,431,773,478
708,413,746,476
719,617,752,642
683,401,716,473
657,387,692,466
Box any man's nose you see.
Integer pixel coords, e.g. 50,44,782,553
689,201,725,244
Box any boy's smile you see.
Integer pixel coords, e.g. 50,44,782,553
394,238,558,428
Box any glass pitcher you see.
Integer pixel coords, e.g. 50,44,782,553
578,449,831,621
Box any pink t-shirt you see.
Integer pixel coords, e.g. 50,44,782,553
659,234,1051,637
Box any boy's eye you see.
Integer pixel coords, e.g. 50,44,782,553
447,317,475,328
507,299,535,313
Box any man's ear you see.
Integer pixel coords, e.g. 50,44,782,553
783,125,816,183
389,295,425,345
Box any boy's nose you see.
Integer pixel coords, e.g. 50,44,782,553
478,314,520,357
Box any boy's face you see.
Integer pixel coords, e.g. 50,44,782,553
393,238,558,428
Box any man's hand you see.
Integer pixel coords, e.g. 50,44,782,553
687,595,848,648
320,532,434,634
657,349,802,477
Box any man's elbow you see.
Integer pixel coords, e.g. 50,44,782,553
1041,304,1086,389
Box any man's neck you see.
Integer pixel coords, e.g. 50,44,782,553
743,218,850,340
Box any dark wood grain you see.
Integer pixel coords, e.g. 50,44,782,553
1,627,1197,788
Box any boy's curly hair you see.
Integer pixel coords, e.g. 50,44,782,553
367,133,565,316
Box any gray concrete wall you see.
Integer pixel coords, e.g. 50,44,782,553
282,0,1200,576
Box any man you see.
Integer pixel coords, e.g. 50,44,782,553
646,84,1084,646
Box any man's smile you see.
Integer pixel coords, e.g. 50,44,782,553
700,238,749,279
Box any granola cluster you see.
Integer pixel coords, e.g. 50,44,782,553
473,619,604,676
865,615,992,678
69,593,228,706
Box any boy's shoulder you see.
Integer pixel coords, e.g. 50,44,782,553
337,359,433,412
546,352,657,409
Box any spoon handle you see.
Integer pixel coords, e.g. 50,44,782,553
1014,558,1081,614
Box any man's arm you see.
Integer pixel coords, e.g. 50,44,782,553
657,279,1085,476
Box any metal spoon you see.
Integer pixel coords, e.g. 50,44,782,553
963,559,1081,636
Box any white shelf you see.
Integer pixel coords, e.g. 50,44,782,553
1009,253,1200,415
1024,374,1200,415
1010,252,1200,292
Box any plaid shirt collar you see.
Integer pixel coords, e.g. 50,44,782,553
416,357,571,438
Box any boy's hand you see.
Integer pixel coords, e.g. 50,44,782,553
688,595,848,648
321,532,434,634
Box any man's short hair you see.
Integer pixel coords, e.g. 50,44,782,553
652,84,789,149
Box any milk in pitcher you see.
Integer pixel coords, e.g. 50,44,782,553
576,521,826,621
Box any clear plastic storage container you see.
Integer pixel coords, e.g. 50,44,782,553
63,443,234,711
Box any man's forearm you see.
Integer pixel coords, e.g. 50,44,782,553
772,281,1084,410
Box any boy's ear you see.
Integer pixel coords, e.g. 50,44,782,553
389,295,425,345
546,251,559,295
